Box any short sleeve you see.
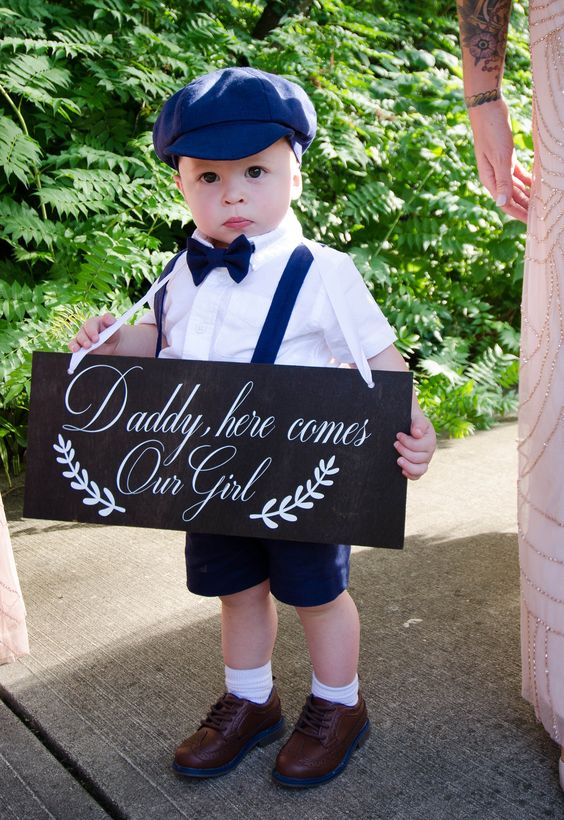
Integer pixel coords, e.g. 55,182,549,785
136,307,156,326
313,249,396,364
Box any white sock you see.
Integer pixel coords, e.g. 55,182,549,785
311,672,359,707
225,661,273,704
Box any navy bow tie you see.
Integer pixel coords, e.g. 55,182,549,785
187,234,255,286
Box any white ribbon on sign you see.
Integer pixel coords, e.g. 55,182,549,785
314,245,375,389
67,269,176,374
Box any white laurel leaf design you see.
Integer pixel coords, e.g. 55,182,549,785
53,434,125,517
249,455,339,530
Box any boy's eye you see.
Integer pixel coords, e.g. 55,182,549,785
246,166,263,179
201,172,219,183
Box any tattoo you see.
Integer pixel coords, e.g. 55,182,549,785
465,88,501,107
458,0,511,83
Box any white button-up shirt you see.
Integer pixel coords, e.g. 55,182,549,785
139,210,396,368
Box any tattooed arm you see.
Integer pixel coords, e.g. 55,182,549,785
457,0,531,222
458,0,510,105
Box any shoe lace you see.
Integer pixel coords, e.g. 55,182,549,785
200,694,240,733
295,697,335,740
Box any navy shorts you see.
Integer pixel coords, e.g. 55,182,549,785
185,533,351,607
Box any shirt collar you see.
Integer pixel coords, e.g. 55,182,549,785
191,209,304,271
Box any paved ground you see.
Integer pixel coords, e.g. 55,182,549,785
1,420,563,819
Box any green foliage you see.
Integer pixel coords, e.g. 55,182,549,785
416,338,519,437
0,0,531,478
0,116,42,184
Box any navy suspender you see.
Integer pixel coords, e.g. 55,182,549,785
251,244,313,364
153,243,314,363
154,250,184,358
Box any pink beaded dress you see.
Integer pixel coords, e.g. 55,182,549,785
0,492,29,664
519,0,564,746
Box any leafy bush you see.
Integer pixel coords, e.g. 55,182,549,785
0,0,531,478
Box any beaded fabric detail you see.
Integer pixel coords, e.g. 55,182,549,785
519,0,564,744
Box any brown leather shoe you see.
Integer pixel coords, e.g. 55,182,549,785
272,694,370,787
173,688,285,778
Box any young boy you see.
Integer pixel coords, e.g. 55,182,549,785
70,67,436,788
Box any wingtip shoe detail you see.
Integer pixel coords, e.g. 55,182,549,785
174,688,285,778
272,693,369,788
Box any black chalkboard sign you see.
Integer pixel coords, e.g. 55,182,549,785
24,353,412,548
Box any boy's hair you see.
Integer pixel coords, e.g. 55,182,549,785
153,67,316,168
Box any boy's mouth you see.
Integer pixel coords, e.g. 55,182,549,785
223,217,253,228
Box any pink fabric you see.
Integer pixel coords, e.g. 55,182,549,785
519,0,564,744
0,492,29,664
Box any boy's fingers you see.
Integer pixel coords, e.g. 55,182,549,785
397,430,420,445
396,431,434,451
74,329,94,347
398,458,429,480
394,443,431,464
406,418,433,437
69,315,114,352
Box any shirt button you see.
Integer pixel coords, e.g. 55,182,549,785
195,325,206,334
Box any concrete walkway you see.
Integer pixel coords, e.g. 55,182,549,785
1,421,563,819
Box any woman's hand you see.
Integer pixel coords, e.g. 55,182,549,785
468,98,531,224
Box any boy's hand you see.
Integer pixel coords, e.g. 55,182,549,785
69,313,120,356
394,411,436,481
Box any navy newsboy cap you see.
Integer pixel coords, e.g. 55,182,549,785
153,67,316,167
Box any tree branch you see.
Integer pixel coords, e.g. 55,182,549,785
252,0,314,40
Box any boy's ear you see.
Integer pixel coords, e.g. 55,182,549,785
173,174,183,194
291,167,303,201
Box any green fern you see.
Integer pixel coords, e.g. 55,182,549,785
0,412,26,483
0,199,54,246
1,29,105,58
35,167,133,218
0,115,41,183
35,185,107,218
343,180,403,225
467,344,519,397
0,53,71,104
53,144,145,173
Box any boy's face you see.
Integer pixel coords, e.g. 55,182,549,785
173,138,302,247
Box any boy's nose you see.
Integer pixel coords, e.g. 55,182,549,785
223,182,245,205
